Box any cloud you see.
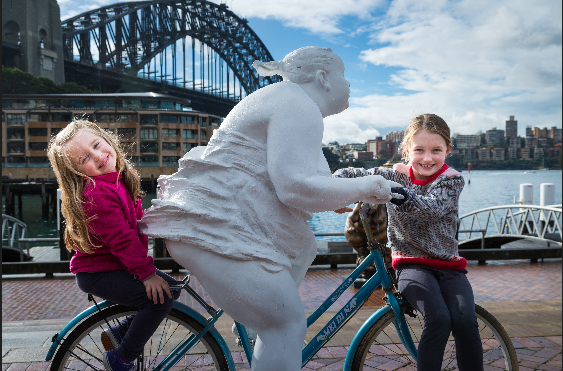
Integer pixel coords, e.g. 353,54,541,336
336,0,562,140
216,0,385,35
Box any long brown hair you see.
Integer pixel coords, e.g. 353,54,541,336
399,113,452,163
47,119,143,253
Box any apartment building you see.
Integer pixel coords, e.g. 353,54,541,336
2,93,223,179
491,148,505,161
454,134,481,149
477,148,491,161
508,147,518,160
520,148,531,160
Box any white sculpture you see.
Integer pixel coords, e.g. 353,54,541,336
139,46,400,370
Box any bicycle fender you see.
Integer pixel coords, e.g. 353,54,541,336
342,305,393,371
45,300,116,361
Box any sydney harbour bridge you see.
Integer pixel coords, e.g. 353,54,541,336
61,0,282,117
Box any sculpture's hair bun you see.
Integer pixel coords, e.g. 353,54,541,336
252,60,286,77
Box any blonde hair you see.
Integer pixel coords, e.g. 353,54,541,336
47,119,143,253
399,114,452,163
253,46,335,84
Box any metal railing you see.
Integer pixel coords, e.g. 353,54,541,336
458,204,562,246
2,214,28,261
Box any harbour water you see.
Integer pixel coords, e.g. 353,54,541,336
2,170,561,243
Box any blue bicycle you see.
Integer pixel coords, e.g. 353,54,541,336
47,203,518,370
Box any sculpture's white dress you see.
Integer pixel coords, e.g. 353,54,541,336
140,82,328,273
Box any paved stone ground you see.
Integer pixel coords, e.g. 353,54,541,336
2,247,562,370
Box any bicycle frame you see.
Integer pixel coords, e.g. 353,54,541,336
46,247,417,371
300,246,418,369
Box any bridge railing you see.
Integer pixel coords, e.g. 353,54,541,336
2,214,28,261
458,204,562,245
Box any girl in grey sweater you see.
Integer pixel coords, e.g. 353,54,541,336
334,114,484,371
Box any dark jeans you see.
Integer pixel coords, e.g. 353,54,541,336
397,264,484,371
76,269,180,362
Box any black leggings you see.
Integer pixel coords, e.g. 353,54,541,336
75,269,180,362
397,264,484,371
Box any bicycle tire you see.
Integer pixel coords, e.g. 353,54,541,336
350,303,519,370
50,304,230,371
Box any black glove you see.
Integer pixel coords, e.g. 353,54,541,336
390,187,409,206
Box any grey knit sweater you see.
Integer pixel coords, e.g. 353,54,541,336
333,163,467,270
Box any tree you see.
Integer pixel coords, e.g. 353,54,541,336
2,66,98,94
322,147,341,171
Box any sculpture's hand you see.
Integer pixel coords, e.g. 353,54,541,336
363,176,403,204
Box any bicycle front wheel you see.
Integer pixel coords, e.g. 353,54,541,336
351,303,518,370
50,304,229,371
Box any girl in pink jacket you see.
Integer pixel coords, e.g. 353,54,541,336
48,119,179,371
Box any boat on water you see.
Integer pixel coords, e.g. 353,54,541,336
524,170,536,174
537,158,549,171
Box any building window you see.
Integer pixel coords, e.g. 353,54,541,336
162,156,180,166
28,113,49,122
97,100,116,109
211,118,222,127
141,100,159,109
183,143,195,152
140,114,158,125
7,127,24,139
140,128,158,139
117,113,137,122
162,142,180,151
183,129,197,139
140,142,158,153
117,128,136,139
7,114,26,125
200,132,207,140
139,156,159,166
96,114,116,122
28,156,50,167
7,142,25,153
29,142,48,151
162,129,180,137
161,114,178,123
160,101,175,110
52,113,71,122
28,128,48,137
120,100,141,109
6,156,26,165
199,117,206,127
180,115,195,124
50,128,63,137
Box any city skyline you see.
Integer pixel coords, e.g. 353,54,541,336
57,0,563,144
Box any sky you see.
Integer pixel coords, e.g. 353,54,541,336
57,0,562,144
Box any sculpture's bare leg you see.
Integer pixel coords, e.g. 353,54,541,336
166,240,306,371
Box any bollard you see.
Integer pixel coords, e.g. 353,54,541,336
540,183,555,238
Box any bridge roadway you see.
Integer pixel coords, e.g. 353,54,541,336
2,240,561,370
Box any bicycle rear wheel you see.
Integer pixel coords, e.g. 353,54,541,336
351,303,518,370
50,304,229,371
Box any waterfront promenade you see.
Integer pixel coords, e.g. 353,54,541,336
2,243,562,370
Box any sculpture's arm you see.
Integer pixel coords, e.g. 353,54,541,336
266,95,398,213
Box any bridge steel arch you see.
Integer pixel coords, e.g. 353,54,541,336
61,0,282,115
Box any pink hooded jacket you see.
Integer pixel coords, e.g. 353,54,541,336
69,172,156,281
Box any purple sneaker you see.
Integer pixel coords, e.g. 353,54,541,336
101,326,125,351
103,348,134,371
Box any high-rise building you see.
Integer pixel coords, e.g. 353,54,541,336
485,127,505,146
505,116,518,140
533,127,548,139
